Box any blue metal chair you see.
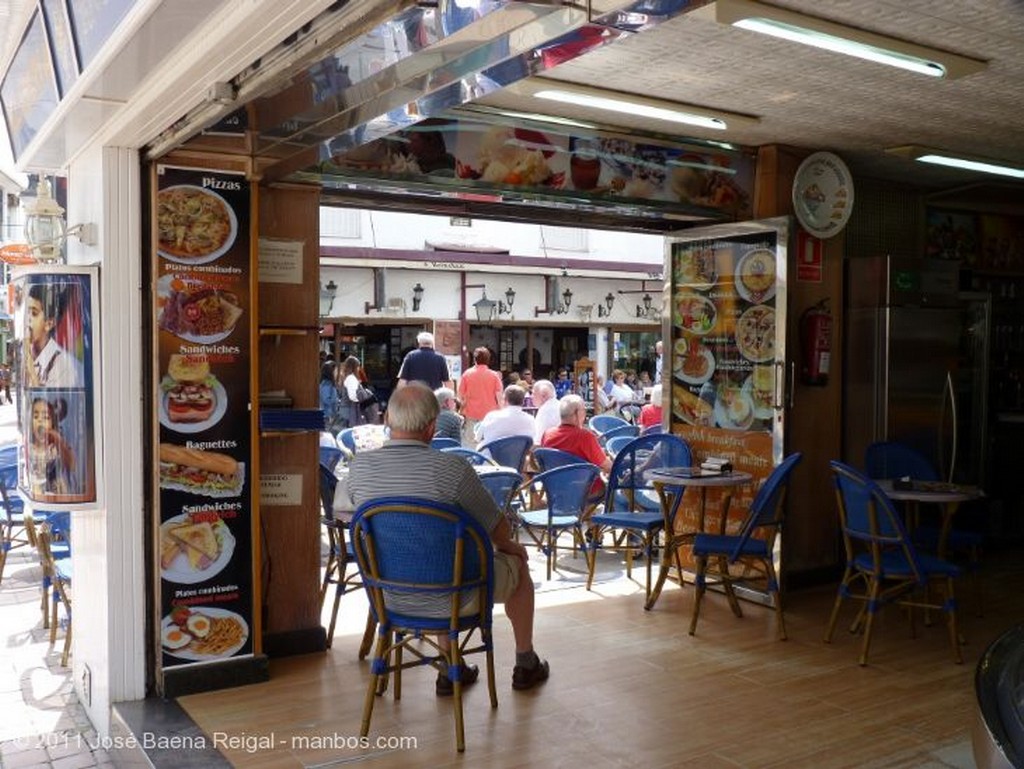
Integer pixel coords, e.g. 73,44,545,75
319,464,374,656
335,428,358,460
640,423,664,437
588,414,629,436
864,441,983,612
441,447,495,466
350,497,498,752
430,437,461,451
532,447,582,472
515,463,601,580
826,461,962,665
586,434,693,602
690,453,803,639
477,434,533,473
477,469,523,518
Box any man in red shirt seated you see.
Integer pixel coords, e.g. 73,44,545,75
539,394,612,508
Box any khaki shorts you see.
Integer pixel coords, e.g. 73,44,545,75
461,550,520,614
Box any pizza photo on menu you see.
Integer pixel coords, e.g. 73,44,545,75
157,185,238,264
735,305,776,363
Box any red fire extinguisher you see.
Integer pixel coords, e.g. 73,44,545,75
800,299,832,386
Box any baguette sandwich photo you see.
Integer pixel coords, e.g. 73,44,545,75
159,443,244,498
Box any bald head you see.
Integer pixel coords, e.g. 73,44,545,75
386,381,439,440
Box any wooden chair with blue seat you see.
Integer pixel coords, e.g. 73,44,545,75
350,497,498,753
477,434,533,474
689,452,802,639
514,463,601,580
864,440,984,613
37,521,73,666
586,433,693,602
0,464,29,586
319,463,375,656
826,461,962,665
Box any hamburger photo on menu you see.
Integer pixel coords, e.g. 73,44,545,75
161,354,221,427
159,443,244,498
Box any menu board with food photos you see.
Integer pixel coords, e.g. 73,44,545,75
154,165,254,672
666,221,789,564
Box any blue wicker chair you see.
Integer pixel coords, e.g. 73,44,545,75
864,441,983,613
477,434,533,474
319,464,374,656
430,437,461,451
441,447,495,466
351,497,497,752
586,434,692,602
690,453,802,639
532,447,582,472
515,463,601,580
826,461,962,665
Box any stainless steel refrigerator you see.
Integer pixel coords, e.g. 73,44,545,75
844,256,990,486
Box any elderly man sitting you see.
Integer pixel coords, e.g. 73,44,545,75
539,394,612,508
476,385,536,446
347,382,549,694
531,379,559,444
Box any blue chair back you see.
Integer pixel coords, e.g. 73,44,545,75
350,497,494,628
589,414,629,435
430,437,461,451
640,423,664,436
441,447,494,466
532,447,583,472
729,453,802,561
478,470,522,514
531,463,601,518
864,441,938,481
319,464,338,521
604,435,635,457
336,428,358,456
0,444,18,470
600,423,640,445
477,435,533,473
606,434,692,513
830,460,926,583
320,446,344,473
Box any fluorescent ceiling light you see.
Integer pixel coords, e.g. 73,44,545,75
716,0,986,79
530,81,758,131
887,146,1024,180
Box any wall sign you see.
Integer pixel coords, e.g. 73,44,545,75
154,165,254,674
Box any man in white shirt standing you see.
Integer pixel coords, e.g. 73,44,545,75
476,385,536,446
531,379,560,444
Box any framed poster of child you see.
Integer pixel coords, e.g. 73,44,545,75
11,266,99,506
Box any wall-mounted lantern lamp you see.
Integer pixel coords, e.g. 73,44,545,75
619,280,664,321
559,286,573,314
497,286,516,315
597,292,614,318
412,282,424,312
24,177,96,262
473,290,498,323
319,280,338,317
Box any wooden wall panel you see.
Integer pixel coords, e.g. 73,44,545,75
256,183,323,647
754,146,843,580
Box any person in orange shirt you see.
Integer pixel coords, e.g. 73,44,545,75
458,347,503,447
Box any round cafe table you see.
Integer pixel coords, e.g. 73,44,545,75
876,479,983,558
643,467,752,611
